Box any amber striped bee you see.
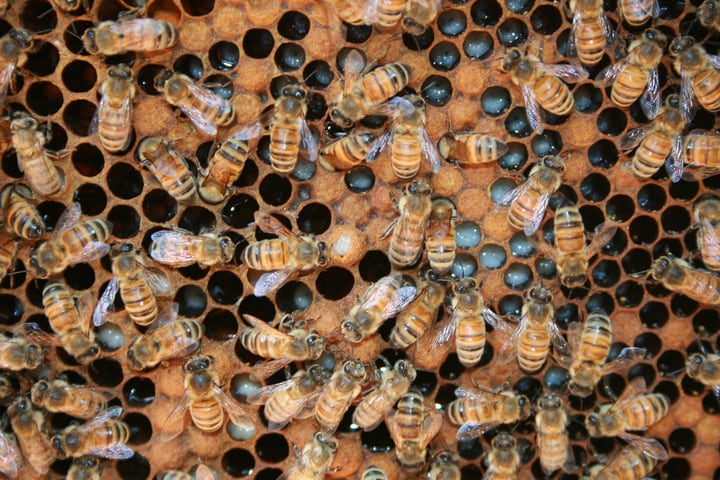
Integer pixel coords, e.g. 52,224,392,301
149,229,236,267
10,111,65,197
136,136,196,204
165,355,254,434
483,432,521,480
427,450,461,480
66,456,103,480
199,123,261,204
585,443,667,479
669,36,720,122
239,314,325,380
502,48,588,134
620,94,685,182
498,155,565,235
386,390,443,470
7,397,54,475
568,0,615,66
438,132,509,166
52,406,133,459
694,195,720,272
426,198,457,275
155,70,235,136
328,0,405,30
314,359,368,434
0,29,34,105
241,212,328,297
268,84,317,174
683,129,720,179
535,393,572,475
247,364,330,430
699,0,720,32
499,285,571,373
319,129,377,171
650,255,720,306
156,464,215,480
341,273,418,343
446,385,532,441
385,179,433,269
618,0,659,25
390,271,444,349
285,432,338,480
403,0,441,34
90,64,136,154
330,50,412,128
685,347,720,400
93,242,173,327
126,312,203,371
353,359,416,431
0,430,23,479
82,14,178,55
31,378,115,420
0,329,44,371
0,236,19,282
0,183,45,239
594,29,666,118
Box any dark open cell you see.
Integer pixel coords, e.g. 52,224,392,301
2,150,22,179
457,438,483,460
46,121,68,151
403,28,435,50
359,250,391,282
345,165,375,193
361,421,394,452
585,292,615,315
255,469,282,480
434,382,458,409
662,458,691,480
463,30,494,59
125,412,152,445
530,4,561,33
25,279,45,309
656,349,686,377
255,433,289,463
591,260,620,287
116,453,150,480
637,184,666,211
25,81,62,116
702,391,720,413
208,271,243,305
222,448,255,477
178,206,216,235
73,183,107,216
439,353,465,380
497,17,529,47
180,0,213,15
205,74,233,100
303,60,333,89
142,189,177,223
412,370,438,397
606,194,635,222
63,263,95,291
470,0,502,26
693,309,720,335
278,11,310,40
123,377,155,407
653,238,683,260
634,332,662,358
0,294,23,325
244,29,275,58
108,205,140,238
209,41,239,71
629,215,659,245
274,43,305,72
661,205,691,234
597,108,627,136
269,74,298,99
175,285,207,318
222,194,259,228
25,41,60,77
544,365,570,391
298,203,331,235
204,308,238,341
481,86,510,116
22,0,56,31
580,173,610,202
63,100,96,136
669,428,697,454
258,173,292,207
503,262,533,290
89,358,123,386
614,280,643,308
72,143,104,177
438,9,467,36
573,83,603,113
531,130,563,156
276,281,313,313
504,107,533,137
629,361,657,386
137,64,165,95
514,376,543,402
62,60,96,92
588,139,618,169
316,266,354,300
553,303,578,330
0,258,26,290
38,200,66,232
173,54,204,80
429,41,461,71
671,293,698,318
345,23,372,43
669,179,699,201
422,75,452,106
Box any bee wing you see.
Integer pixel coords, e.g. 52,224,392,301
213,385,255,430
601,14,616,45
701,217,720,254
456,420,501,441
78,405,123,432
619,127,650,151
706,52,720,69
341,50,366,96
523,192,550,235
600,347,646,375
541,63,589,82
567,12,580,58
366,128,392,163
245,378,296,405
254,212,297,238
430,315,458,351
75,290,95,336
608,376,647,413
0,432,22,478
362,0,380,25
150,230,197,264
563,321,582,369
159,390,191,440
299,118,318,162
586,222,618,257
420,126,443,173
380,285,418,319
87,444,135,460
0,63,15,104
549,319,572,363
87,94,105,136
619,434,669,461
419,410,444,448
639,68,661,120
93,276,119,327
482,307,510,336
54,202,82,235
679,69,697,123
251,358,293,381
23,322,62,347
194,464,214,480
242,314,293,340
73,241,111,266
497,180,530,207
498,315,529,364
231,122,262,141
665,132,685,183
521,85,543,135
179,84,221,136
144,268,173,296
253,270,293,297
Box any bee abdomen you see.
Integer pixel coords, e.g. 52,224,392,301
519,325,550,373
456,317,486,367
612,65,647,106
242,239,289,271
693,69,720,111
190,397,224,432
120,279,158,326
269,123,301,174
623,394,670,429
535,76,574,115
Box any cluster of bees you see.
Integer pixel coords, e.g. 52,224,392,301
0,0,718,478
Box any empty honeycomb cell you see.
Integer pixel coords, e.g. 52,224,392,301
252,172,291,206
544,365,570,390
703,392,720,414
653,238,683,260
362,421,395,452
605,194,635,222
204,308,238,341
21,0,56,31
208,271,243,305
429,41,461,71
1,151,22,179
634,332,662,358
0,294,23,325
25,81,63,116
661,205,691,234
123,377,155,407
358,250,391,282
457,438,484,460
89,358,123,387
71,143,104,177
421,74,453,106
255,433,289,463
591,260,621,287
25,278,45,308
316,266,354,300
531,130,563,156
74,183,108,216
116,453,150,480
596,108,628,136
178,263,210,280
276,281,313,312
0,260,26,290
63,263,95,290
657,349,686,377
663,458,691,480
470,0,502,26
462,30,494,59
306,93,328,121
573,83,604,113
403,28,435,51
671,294,698,318
504,107,533,137
668,179,700,202
413,369,438,396
46,121,68,151
438,9,467,36
205,74,234,100
503,262,533,290
587,139,619,169
60,60,96,92
303,60,333,89
580,173,611,202
142,189,177,223
209,41,239,71
586,291,615,315
496,17,529,47
509,232,536,258
345,166,375,193
637,184,667,212
256,468,283,480
629,215,659,246
629,362,657,386
615,280,643,308
530,4,562,34
173,54,204,80
440,353,465,380
137,64,166,95
63,99,96,136
180,0,213,16
126,412,153,445
175,284,207,318
108,205,141,238
481,86,511,116
39,200,67,231
693,309,720,335
278,11,310,40
274,43,306,72
222,194,259,228
669,428,697,455
435,382,457,407
298,202,332,235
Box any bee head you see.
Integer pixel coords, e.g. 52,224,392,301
492,432,515,450
650,256,672,280
109,64,133,80
584,412,601,435
184,355,212,373
340,319,361,342
686,353,704,376
153,69,175,91
9,29,33,49
396,359,417,380
51,434,67,458
644,28,667,48
306,332,325,359
517,394,532,418
219,236,236,263
502,48,522,71
81,28,99,54
30,379,50,404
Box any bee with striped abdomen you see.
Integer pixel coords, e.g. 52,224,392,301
268,84,317,174
585,443,667,479
483,432,521,480
126,308,203,370
568,0,615,66
319,129,377,171
390,270,445,349
669,35,720,122
426,198,457,275
386,389,443,470
0,29,34,105
156,464,215,480
82,13,178,55
51,406,133,459
353,359,416,431
438,131,509,167
90,64,136,154
683,129,720,179
136,136,197,204
694,195,720,272
0,183,45,239
535,392,573,475
149,229,236,267
618,0,659,26
650,255,720,306
31,378,115,420
314,359,368,434
385,179,433,269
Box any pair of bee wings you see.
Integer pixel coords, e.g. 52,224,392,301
594,58,660,120
366,97,443,173
0,431,22,478
0,63,16,107
246,377,323,431
497,313,572,366
497,180,551,236
174,81,232,137
156,464,214,480
359,273,418,320
149,229,208,266
620,118,685,182
92,263,172,326
430,303,505,351
386,406,443,450
71,406,134,459
88,93,133,152
679,52,720,123
53,202,112,265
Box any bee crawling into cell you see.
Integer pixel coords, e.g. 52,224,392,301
535,392,574,475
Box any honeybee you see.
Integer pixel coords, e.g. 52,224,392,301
0,373,17,401
268,84,317,174
10,110,65,197
353,359,417,431
618,0,659,25
90,64,136,154
247,365,330,430
585,377,671,457
483,432,520,480
369,95,442,180
0,329,45,371
427,450,461,480
498,155,565,236
650,255,720,306
52,406,133,459
0,431,23,479
318,129,377,171
446,386,532,441
165,355,254,434
30,202,112,277
683,129,720,178
330,50,412,128
694,195,720,272
126,313,203,371
585,443,667,480
403,0,441,34
314,359,368,434
340,273,418,343
66,456,103,480
390,271,444,349
686,348,720,400
40,279,100,364
136,136,197,204
362,465,388,480
284,432,337,480
620,94,686,182
568,0,615,66
698,0,720,31
7,397,54,475
538,202,617,288
0,236,19,282
563,310,646,397
386,390,443,470
149,229,236,267
82,15,178,55
669,36,720,122
93,242,173,327
502,49,588,134
594,29,666,118
239,314,325,380
438,132,509,166
198,123,262,204
0,29,34,104
535,393,572,475
30,378,115,419
241,212,328,297
328,0,405,30
155,70,235,136
0,183,45,239
157,464,215,480
385,179,433,269
499,285,571,373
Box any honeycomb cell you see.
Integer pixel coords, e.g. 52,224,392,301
671,293,698,318
634,332,662,358
345,23,372,43
470,0,502,26
255,468,283,480
116,454,150,480
205,74,234,99
531,130,563,156
64,263,95,290
175,284,207,318
662,458,691,480
63,99,96,136
276,281,312,312
479,243,507,270
278,11,310,40
669,179,700,201
661,205,691,234
122,378,155,408
503,262,533,290
462,30,494,59
497,17,529,47
591,260,620,287
25,40,59,77
180,0,213,16
358,250,391,282
362,421,394,452
693,309,720,335
1,151,22,179
62,60,97,94
585,292,615,315
89,358,123,387
208,271,243,305
457,438,483,460
403,28,435,50
614,280,643,308
70,143,104,178
421,75,453,106
637,184,666,211
209,41,239,71
504,107,533,137
0,294,23,325
653,238,683,259
596,108,627,136
274,43,306,72
256,433,289,463
142,189,177,224
481,86,511,116
438,9,467,36
108,205,141,238
455,221,481,249
73,183,107,217
173,54,204,80
498,142,528,171
588,139,619,169
137,64,165,95
574,83,604,113
629,361,657,387
298,203,332,235
204,308,238,341
451,253,478,278
125,412,152,445
258,173,292,207
316,267,354,300
440,353,465,380
303,60,333,89
530,4,561,33
629,215,659,245
222,194,259,228
606,194,635,222
544,365,570,390
580,173,610,202
429,41,461,71
345,166,375,193
509,232,535,258
413,370,438,397
702,392,719,414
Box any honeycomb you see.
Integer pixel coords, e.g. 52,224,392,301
0,0,719,478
